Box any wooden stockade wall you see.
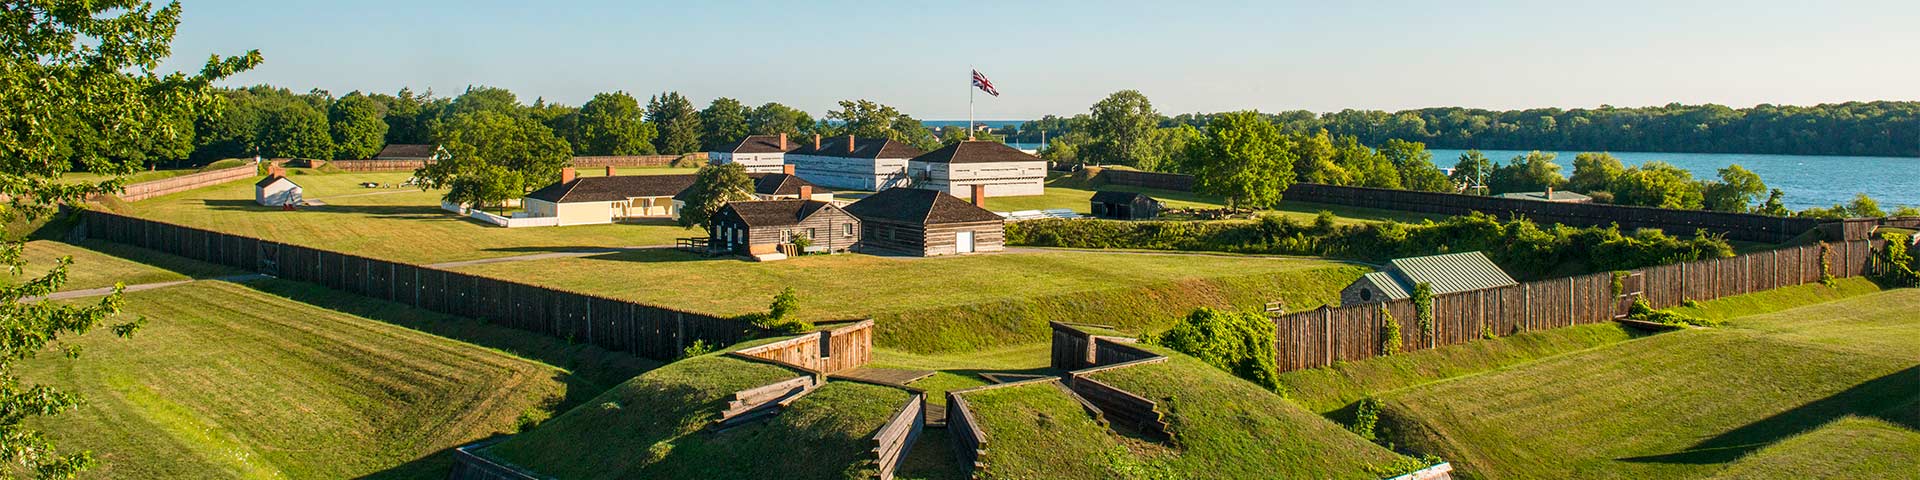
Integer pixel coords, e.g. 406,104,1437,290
1100,169,1193,191
1273,239,1885,373
115,164,259,202
321,159,428,172
80,210,759,360
945,392,988,474
870,393,925,480
317,154,699,172
731,320,875,374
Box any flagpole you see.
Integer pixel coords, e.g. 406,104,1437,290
968,67,976,141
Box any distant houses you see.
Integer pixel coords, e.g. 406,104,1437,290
785,134,926,191
709,134,795,174
254,166,302,207
520,166,829,226
1340,252,1517,306
906,140,1047,200
844,187,1006,256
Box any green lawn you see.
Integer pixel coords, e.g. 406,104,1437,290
116,167,704,264
1375,287,1920,479
448,248,1366,353
12,240,191,291
871,342,1056,406
1708,416,1920,480
21,280,586,479
959,381,1163,479
980,175,1441,225
59,159,253,185
1089,344,1414,479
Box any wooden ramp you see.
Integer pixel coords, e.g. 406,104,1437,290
831,367,935,386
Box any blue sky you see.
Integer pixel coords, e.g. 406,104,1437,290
160,0,1920,119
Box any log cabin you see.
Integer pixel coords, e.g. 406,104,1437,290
708,190,860,261
843,186,1006,257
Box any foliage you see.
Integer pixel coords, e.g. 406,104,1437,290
1626,298,1717,327
1613,161,1703,209
1757,189,1791,216
1875,232,1920,287
1480,323,1498,340
1291,129,1349,185
1177,111,1295,208
1144,307,1279,389
1412,283,1435,348
1379,306,1403,355
1,0,257,476
745,102,814,138
571,92,657,155
823,99,937,150
674,164,755,229
1382,139,1452,192
1486,151,1565,194
699,97,749,151
1348,397,1382,441
1567,152,1624,194
1702,164,1767,212
326,93,388,159
1448,150,1493,191
679,340,714,360
1364,454,1446,478
1084,90,1159,167
417,108,570,205
739,287,810,335
646,91,702,154
1819,242,1838,287
788,231,813,252
263,100,335,159
1611,270,1629,296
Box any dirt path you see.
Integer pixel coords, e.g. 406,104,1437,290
22,273,269,302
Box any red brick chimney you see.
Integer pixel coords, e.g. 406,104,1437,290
846,134,856,153
812,134,821,150
561,167,576,184
605,165,616,177
778,133,788,150
782,164,795,175
971,184,987,208
798,185,813,200
267,165,285,178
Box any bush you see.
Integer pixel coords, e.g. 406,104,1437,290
1145,308,1279,389
1628,298,1718,327
1411,283,1435,348
1348,397,1382,441
1878,232,1920,287
737,287,811,334
1379,305,1402,356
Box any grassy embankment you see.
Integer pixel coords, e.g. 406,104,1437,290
56,158,253,185
449,249,1366,353
1707,416,1920,479
1373,285,1919,479
980,172,1441,226
486,349,913,479
10,240,242,291
112,166,702,264
21,280,614,479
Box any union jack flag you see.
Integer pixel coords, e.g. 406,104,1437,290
972,69,999,97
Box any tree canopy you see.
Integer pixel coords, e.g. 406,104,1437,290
1084,90,1159,167
677,163,756,228
1178,111,1295,208
571,92,656,156
699,97,750,151
646,92,702,154
328,92,388,159
1487,151,1566,194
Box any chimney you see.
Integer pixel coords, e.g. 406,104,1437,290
778,133,788,150
268,165,285,178
798,185,813,200
782,164,795,175
561,167,576,184
846,134,856,153
812,134,821,150
1546,185,1553,199
971,184,987,208
605,165,616,177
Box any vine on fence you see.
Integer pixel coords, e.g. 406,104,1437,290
1818,242,1838,288
1378,305,1402,356
1412,283,1435,348
1610,271,1629,296
1878,232,1920,287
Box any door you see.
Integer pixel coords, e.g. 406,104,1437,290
956,230,975,254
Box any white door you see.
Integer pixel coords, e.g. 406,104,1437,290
955,230,975,254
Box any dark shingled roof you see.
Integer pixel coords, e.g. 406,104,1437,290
375,144,436,159
670,173,829,201
1091,190,1154,204
255,175,296,188
910,140,1041,164
843,188,1005,225
787,136,925,159
719,200,838,228
718,135,794,154
525,174,699,203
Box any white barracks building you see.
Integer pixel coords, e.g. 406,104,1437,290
785,135,927,191
709,134,796,173
907,140,1046,199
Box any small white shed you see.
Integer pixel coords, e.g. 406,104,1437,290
255,170,302,207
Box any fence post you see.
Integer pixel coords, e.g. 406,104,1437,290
1321,308,1333,367
676,312,686,351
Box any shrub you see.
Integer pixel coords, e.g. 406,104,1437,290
737,287,811,335
1378,305,1402,356
1877,232,1920,287
1348,397,1382,441
1628,298,1718,327
789,232,812,253
1610,270,1629,296
1818,242,1838,288
678,339,714,359
1480,323,1498,340
1146,308,1279,389
1411,283,1435,348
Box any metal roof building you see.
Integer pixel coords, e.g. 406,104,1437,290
1341,252,1517,305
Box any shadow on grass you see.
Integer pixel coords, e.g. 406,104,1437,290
201,199,448,219
1617,364,1920,466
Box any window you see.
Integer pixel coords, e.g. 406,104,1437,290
844,223,854,236
806,228,817,238
1359,288,1373,302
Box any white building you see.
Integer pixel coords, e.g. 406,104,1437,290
906,140,1047,199
254,167,302,207
785,135,926,191
709,134,795,173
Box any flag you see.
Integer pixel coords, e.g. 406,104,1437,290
972,69,999,97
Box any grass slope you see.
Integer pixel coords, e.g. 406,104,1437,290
634,381,909,479
13,240,190,291
117,167,702,264
1375,288,1920,480
1708,416,1920,480
1090,345,1411,479
23,281,578,479
960,382,1159,479
451,249,1363,353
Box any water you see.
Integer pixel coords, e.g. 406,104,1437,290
922,119,1025,130
1428,149,1920,211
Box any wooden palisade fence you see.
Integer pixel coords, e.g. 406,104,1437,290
114,163,260,202
730,321,875,375
1273,239,1886,372
80,210,760,360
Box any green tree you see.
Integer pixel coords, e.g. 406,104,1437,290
376,87,433,144
1292,129,1349,185
1567,152,1624,194
1757,189,1791,216
676,163,756,229
571,92,656,155
699,97,750,151
1084,90,1159,166
263,101,334,159
421,109,572,203
1701,164,1766,212
447,86,521,117
1143,125,1202,172
747,102,814,137
646,91,702,154
1178,111,1296,208
1486,151,1565,194
2,1,257,476
823,99,938,150
1449,150,1493,192
1381,139,1450,192
1335,135,1400,189
1612,161,1703,209
1847,193,1886,218
328,92,388,159
1147,308,1279,389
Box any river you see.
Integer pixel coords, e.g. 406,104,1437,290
1427,149,1916,211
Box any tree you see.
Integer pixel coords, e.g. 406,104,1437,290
447,86,521,116
747,102,814,137
263,101,334,159
1701,164,1766,212
1567,152,1625,194
1486,151,1565,194
1380,139,1450,192
328,92,388,159
1612,161,1703,209
939,126,1003,146
823,100,938,150
2,1,257,476
419,109,572,205
377,87,433,144
1292,129,1349,185
1083,90,1159,166
1449,150,1493,192
676,163,756,229
646,92,702,154
1178,111,1295,209
1142,125,1202,172
1335,135,1400,189
1847,193,1886,218
571,92,656,156
1757,189,1791,217
699,97,750,151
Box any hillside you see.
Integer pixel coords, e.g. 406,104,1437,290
21,281,580,479
1374,288,1920,479
1709,416,1920,480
